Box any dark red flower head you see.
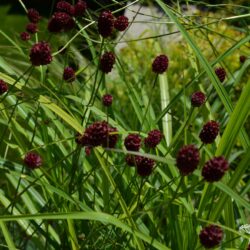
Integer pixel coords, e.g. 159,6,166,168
199,120,219,144
63,67,76,82
125,155,140,167
24,152,42,169
215,67,226,83
247,243,250,250
100,52,115,73
102,125,118,148
202,156,229,182
26,23,38,34
191,91,206,107
56,1,75,15
0,80,8,95
98,10,115,38
102,94,113,106
74,0,87,17
199,225,223,248
48,12,75,33
20,32,31,41
80,121,108,147
136,157,155,177
240,55,246,64
144,129,163,148
27,8,41,23
152,55,169,74
176,144,200,176
114,15,129,31
29,41,52,66
124,134,141,151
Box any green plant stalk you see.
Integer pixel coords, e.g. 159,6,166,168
94,149,145,250
159,74,172,146
0,221,16,250
67,219,79,250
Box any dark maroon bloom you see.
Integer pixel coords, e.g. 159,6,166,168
24,152,42,169
26,23,38,34
240,55,246,64
114,15,129,31
74,0,87,17
48,12,75,33
29,41,52,66
191,91,206,107
176,144,200,176
126,155,137,167
56,1,75,15
199,225,223,248
202,156,229,182
20,32,30,41
215,67,226,83
247,243,250,250
102,126,118,148
81,121,109,147
100,52,115,73
85,147,91,156
98,10,115,38
124,134,141,151
0,80,8,95
199,120,220,144
152,55,169,74
102,94,113,106
136,157,155,177
27,8,41,23
63,67,76,82
144,129,162,148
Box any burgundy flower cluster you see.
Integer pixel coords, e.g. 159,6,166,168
199,225,223,248
176,120,228,181
98,10,129,38
0,79,8,95
20,8,41,41
48,1,87,33
24,152,43,169
76,121,119,149
124,129,163,177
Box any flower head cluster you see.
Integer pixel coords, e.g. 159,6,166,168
124,134,141,151
144,129,162,148
56,1,75,16
199,120,220,144
63,67,76,82
27,8,41,23
199,225,223,248
202,156,229,182
240,55,246,64
152,55,169,74
20,8,40,40
98,10,115,38
176,144,200,176
77,121,118,148
0,80,8,95
74,0,87,17
24,152,42,169
20,32,31,41
114,16,129,31
29,41,52,66
191,91,206,107
48,12,75,32
26,23,38,34
102,94,113,106
100,52,116,73
215,67,226,83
